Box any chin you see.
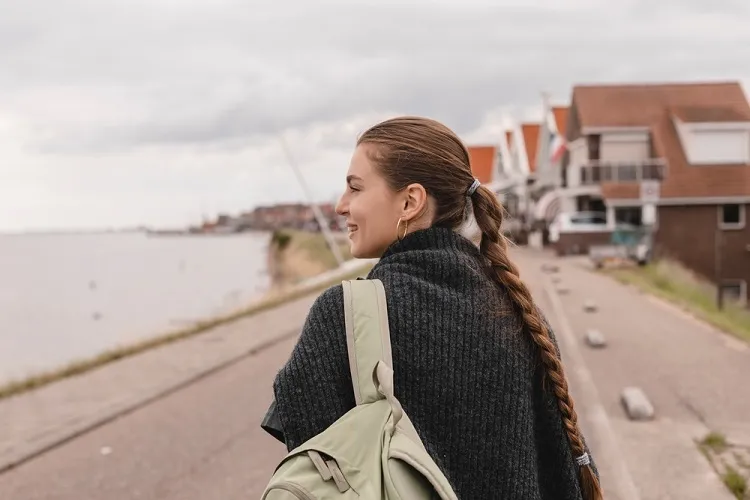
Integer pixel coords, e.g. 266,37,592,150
349,240,376,260
350,244,386,260
350,246,370,259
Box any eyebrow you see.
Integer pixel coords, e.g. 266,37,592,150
346,175,363,184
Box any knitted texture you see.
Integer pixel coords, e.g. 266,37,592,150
272,226,593,499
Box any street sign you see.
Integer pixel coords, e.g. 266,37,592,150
640,180,660,203
640,180,660,227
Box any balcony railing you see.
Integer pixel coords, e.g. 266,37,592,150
580,159,667,185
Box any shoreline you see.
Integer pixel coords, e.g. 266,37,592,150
0,259,374,401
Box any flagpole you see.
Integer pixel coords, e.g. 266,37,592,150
540,91,553,185
278,134,346,267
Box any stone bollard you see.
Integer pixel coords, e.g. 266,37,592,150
585,329,607,348
620,387,655,421
583,300,598,312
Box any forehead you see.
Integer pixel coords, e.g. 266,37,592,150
347,143,378,179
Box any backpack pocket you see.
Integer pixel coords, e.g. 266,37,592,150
262,450,365,500
262,481,317,500
384,431,458,500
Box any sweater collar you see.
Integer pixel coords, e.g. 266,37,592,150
379,226,481,261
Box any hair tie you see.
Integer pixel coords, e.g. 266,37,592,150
467,178,480,197
575,452,590,467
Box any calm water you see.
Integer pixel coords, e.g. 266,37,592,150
0,231,271,382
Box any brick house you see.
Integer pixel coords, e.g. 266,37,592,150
561,81,750,302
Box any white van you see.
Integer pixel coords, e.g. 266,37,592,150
548,211,608,243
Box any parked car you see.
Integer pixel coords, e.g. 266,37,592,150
548,211,608,243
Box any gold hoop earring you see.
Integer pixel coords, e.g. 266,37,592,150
396,217,408,241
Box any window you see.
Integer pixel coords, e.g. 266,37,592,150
587,134,601,161
615,207,642,226
720,280,747,307
684,129,750,165
617,165,638,181
719,204,745,229
570,212,607,225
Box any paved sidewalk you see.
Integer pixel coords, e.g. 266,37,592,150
0,261,372,473
529,253,749,500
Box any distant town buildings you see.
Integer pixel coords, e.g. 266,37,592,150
188,202,343,234
467,80,750,304
172,79,749,304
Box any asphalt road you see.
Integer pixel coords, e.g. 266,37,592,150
0,337,295,500
2,249,743,500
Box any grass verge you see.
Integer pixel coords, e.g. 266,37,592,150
0,262,373,401
604,260,750,344
723,467,748,499
698,431,750,499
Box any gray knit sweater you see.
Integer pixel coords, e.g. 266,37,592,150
270,227,594,499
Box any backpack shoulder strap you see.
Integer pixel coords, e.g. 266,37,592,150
341,279,393,405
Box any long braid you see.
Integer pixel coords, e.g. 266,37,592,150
472,186,603,500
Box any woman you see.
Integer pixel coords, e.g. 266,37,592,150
265,116,602,499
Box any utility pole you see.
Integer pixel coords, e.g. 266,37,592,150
279,135,346,267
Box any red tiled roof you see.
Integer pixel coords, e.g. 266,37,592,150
671,106,750,123
572,81,750,129
521,123,540,172
466,145,496,184
552,106,569,136
572,81,750,199
652,113,750,198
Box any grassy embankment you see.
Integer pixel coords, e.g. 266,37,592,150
604,259,750,344
0,229,365,401
267,228,352,288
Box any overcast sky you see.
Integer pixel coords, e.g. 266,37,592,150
1,0,749,231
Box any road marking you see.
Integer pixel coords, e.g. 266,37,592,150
542,275,642,500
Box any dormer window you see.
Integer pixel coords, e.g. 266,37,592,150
672,107,750,165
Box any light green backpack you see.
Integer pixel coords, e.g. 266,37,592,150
261,279,458,499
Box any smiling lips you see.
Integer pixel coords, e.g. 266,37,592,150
347,224,358,236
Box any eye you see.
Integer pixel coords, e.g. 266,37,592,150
348,185,360,192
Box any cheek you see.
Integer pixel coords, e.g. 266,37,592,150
351,194,394,238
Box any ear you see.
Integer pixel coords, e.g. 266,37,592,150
401,183,428,221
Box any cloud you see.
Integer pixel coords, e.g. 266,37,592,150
1,0,749,230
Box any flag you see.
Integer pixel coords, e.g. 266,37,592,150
549,130,566,163
546,109,567,163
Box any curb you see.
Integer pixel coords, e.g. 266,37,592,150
541,272,642,500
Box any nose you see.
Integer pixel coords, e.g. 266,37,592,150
335,192,348,216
